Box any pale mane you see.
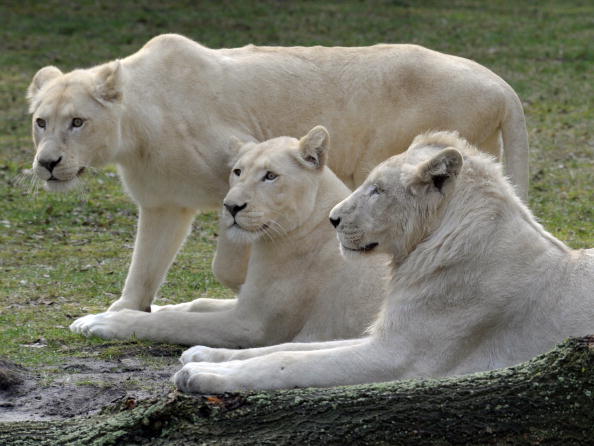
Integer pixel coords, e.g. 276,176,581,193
410,130,481,156
394,131,567,287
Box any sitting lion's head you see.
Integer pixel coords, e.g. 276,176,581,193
222,126,330,243
330,131,465,261
26,62,123,191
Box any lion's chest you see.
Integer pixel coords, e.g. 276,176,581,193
117,154,227,210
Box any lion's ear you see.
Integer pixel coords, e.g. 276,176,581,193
27,66,63,108
95,60,123,104
416,147,463,192
297,125,329,170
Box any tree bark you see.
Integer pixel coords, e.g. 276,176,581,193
1,336,593,446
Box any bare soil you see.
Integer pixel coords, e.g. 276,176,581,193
0,345,184,422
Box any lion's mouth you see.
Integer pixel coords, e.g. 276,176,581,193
47,167,86,183
231,222,269,233
343,242,379,253
225,221,269,244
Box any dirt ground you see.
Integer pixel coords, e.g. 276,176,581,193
0,345,184,422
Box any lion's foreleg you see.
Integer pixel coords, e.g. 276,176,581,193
71,306,270,347
151,298,237,313
108,206,196,312
212,222,251,292
180,338,366,363
174,338,397,392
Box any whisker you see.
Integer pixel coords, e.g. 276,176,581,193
265,224,283,240
267,210,291,230
261,226,275,242
268,218,288,235
73,176,89,203
265,225,284,245
12,170,42,199
265,219,289,242
31,178,40,198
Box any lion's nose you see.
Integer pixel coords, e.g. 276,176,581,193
329,217,341,228
38,156,62,173
224,202,247,218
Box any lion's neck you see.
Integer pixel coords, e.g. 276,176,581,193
390,163,570,302
108,68,231,208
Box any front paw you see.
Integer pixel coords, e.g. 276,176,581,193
69,311,138,340
180,346,234,364
174,362,235,393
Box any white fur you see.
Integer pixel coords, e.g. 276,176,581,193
27,34,529,312
69,127,388,347
174,131,593,393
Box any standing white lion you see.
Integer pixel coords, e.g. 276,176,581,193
174,131,593,392
27,33,529,314
70,127,387,347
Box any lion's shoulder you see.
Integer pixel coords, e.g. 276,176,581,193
142,33,202,52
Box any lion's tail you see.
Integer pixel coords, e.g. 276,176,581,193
500,90,530,201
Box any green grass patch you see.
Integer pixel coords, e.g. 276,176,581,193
1,0,592,368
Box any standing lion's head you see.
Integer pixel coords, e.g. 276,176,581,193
26,62,123,191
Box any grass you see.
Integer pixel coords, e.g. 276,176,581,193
0,0,592,368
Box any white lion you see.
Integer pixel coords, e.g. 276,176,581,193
27,34,529,314
69,126,388,347
174,131,594,392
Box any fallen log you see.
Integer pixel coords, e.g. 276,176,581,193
1,336,593,445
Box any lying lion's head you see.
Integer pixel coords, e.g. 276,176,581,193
222,126,330,243
330,131,464,261
26,62,123,191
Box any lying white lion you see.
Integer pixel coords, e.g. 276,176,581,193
174,131,594,392
27,34,529,314
70,127,387,346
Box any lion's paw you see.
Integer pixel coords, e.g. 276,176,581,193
69,311,137,340
180,346,235,364
173,363,235,393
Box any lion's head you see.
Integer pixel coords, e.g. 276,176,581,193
222,126,330,243
26,62,123,191
329,131,465,262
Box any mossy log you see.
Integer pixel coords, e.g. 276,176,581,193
1,336,593,446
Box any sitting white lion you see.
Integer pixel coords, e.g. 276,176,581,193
27,34,529,314
174,131,594,392
70,127,387,346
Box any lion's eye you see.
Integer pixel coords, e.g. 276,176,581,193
233,168,241,177
369,185,381,196
71,118,84,128
36,118,46,129
263,171,278,182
